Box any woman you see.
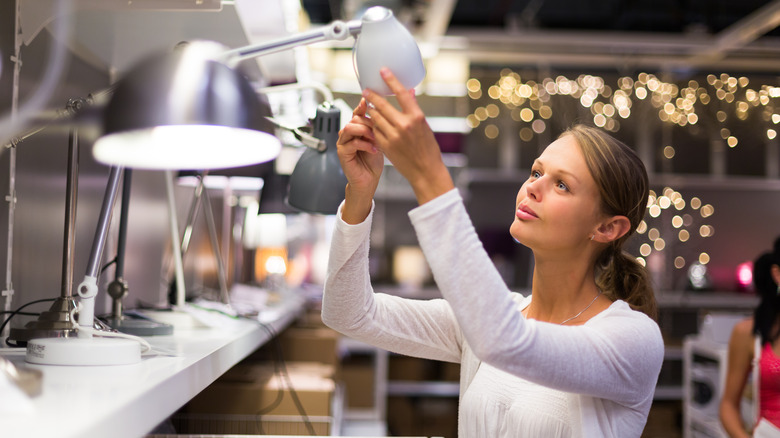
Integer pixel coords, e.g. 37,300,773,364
322,68,664,437
720,239,780,438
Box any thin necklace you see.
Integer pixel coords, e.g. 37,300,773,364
559,290,602,325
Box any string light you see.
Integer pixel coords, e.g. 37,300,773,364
466,70,779,147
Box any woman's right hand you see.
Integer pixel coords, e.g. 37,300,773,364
337,98,385,224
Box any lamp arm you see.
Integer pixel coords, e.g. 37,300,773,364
222,19,362,67
76,165,124,331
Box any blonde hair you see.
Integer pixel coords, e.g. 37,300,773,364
561,125,657,319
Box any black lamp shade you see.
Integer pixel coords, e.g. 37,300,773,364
286,104,347,214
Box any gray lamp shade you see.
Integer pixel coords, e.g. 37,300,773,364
93,41,281,170
286,104,347,214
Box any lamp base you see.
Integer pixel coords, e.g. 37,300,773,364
25,336,141,366
104,313,174,337
134,308,210,329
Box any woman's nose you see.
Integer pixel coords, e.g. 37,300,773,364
525,178,541,200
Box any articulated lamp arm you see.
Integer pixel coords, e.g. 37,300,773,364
221,19,362,67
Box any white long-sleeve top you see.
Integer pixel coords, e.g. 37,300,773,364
322,188,664,437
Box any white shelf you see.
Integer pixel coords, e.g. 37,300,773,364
0,295,305,438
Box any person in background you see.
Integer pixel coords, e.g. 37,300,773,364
321,68,664,437
721,238,780,438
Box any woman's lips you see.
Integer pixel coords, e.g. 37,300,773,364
516,205,538,220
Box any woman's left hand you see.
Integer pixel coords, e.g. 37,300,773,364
363,68,455,205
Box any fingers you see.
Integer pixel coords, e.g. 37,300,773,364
377,67,418,113
352,98,369,118
338,116,378,154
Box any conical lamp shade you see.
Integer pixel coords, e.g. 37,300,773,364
286,104,347,214
94,41,281,170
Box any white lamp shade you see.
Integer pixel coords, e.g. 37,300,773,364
94,125,281,170
353,7,426,95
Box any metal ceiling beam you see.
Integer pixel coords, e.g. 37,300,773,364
442,27,780,72
694,0,780,60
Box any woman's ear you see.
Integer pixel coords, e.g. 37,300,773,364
592,216,631,243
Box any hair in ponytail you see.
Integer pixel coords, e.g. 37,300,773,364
752,237,780,344
562,125,657,320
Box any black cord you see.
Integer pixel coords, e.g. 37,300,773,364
0,298,57,343
0,311,39,316
100,256,117,274
257,323,318,436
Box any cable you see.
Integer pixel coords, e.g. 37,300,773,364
77,326,152,354
0,298,56,340
100,256,117,274
0,311,38,316
257,322,318,436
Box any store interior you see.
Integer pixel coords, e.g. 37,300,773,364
1,1,780,437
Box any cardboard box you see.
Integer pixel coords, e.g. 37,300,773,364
339,355,375,408
172,413,332,436
278,326,340,368
187,362,335,417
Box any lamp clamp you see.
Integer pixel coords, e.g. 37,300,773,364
265,117,327,152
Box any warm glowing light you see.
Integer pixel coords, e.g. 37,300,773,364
484,124,499,139
640,243,652,257
679,229,690,242
663,146,675,159
532,119,546,134
699,253,710,264
674,257,686,269
648,228,660,241
637,220,647,234
654,238,666,251
649,205,661,217
672,215,683,228
658,196,671,209
737,261,753,288
486,104,500,118
727,136,738,148
699,225,712,237
519,108,534,122
769,129,777,140
700,204,714,217
474,107,488,121
466,78,481,93
637,257,647,267
690,197,701,209
519,127,533,142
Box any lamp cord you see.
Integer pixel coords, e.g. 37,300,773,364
0,298,57,345
70,303,152,354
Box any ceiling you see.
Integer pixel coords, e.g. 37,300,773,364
304,0,780,74
21,0,780,86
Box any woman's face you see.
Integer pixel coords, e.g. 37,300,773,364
509,134,605,253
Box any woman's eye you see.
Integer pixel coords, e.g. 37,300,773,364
557,181,569,191
531,170,541,178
